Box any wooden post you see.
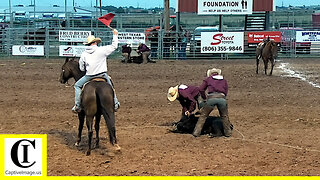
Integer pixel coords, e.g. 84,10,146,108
99,0,102,16
164,0,170,31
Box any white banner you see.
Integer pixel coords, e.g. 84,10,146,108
201,32,244,53
59,30,91,42
198,0,252,15
59,45,86,57
118,32,145,44
296,31,320,42
12,45,44,56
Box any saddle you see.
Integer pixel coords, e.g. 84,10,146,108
82,77,107,90
90,77,107,82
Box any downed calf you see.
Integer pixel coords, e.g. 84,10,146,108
127,55,143,64
123,55,156,64
171,115,233,137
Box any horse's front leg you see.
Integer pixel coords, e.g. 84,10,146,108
85,116,94,156
263,59,268,75
269,59,275,76
95,113,102,148
75,111,85,146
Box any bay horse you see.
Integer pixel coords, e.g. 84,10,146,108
256,40,278,75
59,57,120,155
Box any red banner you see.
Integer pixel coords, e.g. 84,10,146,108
248,31,281,43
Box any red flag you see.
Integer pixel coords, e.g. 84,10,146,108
98,13,115,26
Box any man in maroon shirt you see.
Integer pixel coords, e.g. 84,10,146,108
121,43,132,63
193,68,233,137
137,43,156,63
167,84,200,121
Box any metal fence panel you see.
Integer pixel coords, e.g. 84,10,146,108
1,12,320,59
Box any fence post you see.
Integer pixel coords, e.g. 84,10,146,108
45,27,49,59
159,29,163,60
8,27,12,57
175,12,180,60
118,14,122,29
159,13,164,59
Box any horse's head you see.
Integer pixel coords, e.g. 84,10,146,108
59,57,81,84
269,40,278,59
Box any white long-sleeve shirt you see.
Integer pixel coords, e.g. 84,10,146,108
79,34,118,76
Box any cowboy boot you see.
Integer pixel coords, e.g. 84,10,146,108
219,107,232,137
192,105,213,137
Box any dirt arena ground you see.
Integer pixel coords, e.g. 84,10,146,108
0,58,319,176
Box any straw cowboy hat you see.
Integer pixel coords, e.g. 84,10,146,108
167,85,179,102
83,35,101,45
207,68,222,77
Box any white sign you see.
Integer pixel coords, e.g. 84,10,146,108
198,0,252,15
59,45,86,57
296,31,320,42
59,30,91,42
201,32,244,53
118,32,145,44
12,45,44,56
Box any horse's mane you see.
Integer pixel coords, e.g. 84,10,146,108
69,57,79,61
266,40,277,47
64,57,80,65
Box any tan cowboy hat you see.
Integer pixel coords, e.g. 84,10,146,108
83,35,101,45
167,85,179,102
207,68,222,77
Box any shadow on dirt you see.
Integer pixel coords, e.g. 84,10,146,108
46,129,108,154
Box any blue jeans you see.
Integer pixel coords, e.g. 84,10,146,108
74,72,119,108
178,43,187,60
206,98,228,115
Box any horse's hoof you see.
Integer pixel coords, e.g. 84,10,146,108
86,151,91,156
114,144,121,152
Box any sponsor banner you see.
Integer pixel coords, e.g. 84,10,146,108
198,0,252,15
1,134,47,177
201,32,244,53
59,30,91,42
296,31,320,42
248,31,281,43
12,45,44,56
59,45,86,57
118,32,145,44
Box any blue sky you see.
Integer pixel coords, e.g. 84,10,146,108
1,0,320,8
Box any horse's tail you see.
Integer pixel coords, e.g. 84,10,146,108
96,83,117,145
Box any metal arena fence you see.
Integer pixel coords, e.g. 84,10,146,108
1,12,320,59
